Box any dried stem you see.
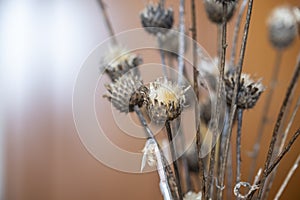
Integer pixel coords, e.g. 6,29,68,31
134,106,180,199
207,3,228,199
177,0,185,85
226,146,233,200
217,1,254,199
248,50,282,181
165,121,183,200
97,0,117,45
157,36,169,79
190,0,206,195
229,0,248,68
236,109,243,185
274,155,300,200
256,57,300,200
262,96,300,199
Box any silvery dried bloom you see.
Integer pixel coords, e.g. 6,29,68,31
104,73,148,113
140,3,174,35
268,6,298,49
183,191,202,200
146,78,187,123
101,45,142,81
225,72,265,109
203,0,237,24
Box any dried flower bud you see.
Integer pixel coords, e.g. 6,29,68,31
203,0,237,24
140,3,174,35
101,45,142,81
183,191,202,200
146,78,187,123
224,73,265,109
104,73,148,113
268,6,298,49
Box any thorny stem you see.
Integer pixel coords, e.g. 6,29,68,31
177,0,185,85
134,106,180,200
248,50,283,181
256,57,300,200
236,109,243,185
190,0,206,195
274,155,300,200
262,96,300,200
97,0,117,45
207,3,228,199
217,1,254,199
165,121,183,200
229,0,248,68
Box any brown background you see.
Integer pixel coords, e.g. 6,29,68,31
2,0,300,200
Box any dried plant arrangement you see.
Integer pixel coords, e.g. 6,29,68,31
96,0,300,199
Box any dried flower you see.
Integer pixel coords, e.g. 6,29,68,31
224,73,265,109
140,3,174,35
146,78,187,123
267,6,298,49
103,73,148,113
203,0,237,24
101,45,142,81
183,191,202,200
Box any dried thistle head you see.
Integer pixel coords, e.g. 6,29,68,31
103,73,148,113
183,191,202,200
140,3,174,35
146,78,187,123
203,0,237,24
267,6,298,49
225,73,265,109
101,45,142,81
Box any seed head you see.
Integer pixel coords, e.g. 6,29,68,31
268,6,298,49
146,78,187,123
101,45,142,81
224,73,265,109
140,3,174,35
203,0,237,24
104,73,148,113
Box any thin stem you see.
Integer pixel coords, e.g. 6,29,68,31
97,0,117,45
177,0,185,85
134,106,180,199
229,0,248,68
158,36,169,79
274,155,300,200
165,121,183,200
236,109,243,185
248,50,282,181
226,146,233,200
217,1,254,199
262,96,300,200
190,0,206,195
207,3,228,199
256,57,300,200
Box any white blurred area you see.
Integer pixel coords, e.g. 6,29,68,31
0,0,110,199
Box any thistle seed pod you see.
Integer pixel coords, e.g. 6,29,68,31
140,3,174,35
224,73,265,109
101,45,142,81
146,78,187,123
104,73,148,113
203,0,237,24
268,6,298,49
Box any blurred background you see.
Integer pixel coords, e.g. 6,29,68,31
0,0,299,199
